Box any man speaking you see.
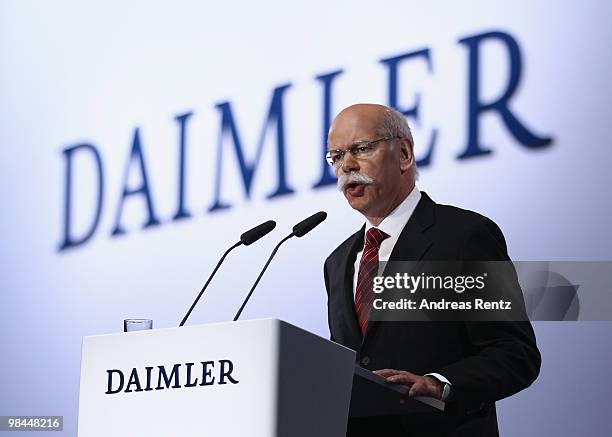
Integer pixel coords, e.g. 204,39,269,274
323,104,540,436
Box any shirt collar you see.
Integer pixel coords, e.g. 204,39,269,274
364,186,421,240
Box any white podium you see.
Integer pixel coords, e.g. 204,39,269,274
78,319,356,437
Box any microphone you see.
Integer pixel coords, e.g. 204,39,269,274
293,211,327,237
233,211,328,321
241,220,276,245
179,220,276,327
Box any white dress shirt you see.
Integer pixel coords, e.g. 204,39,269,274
352,186,452,400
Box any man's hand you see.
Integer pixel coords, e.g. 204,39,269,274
373,369,443,399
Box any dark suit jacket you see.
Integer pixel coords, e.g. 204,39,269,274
324,192,541,437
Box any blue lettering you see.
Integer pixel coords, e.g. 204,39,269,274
173,112,193,221
156,364,182,390
105,369,124,394
199,360,216,386
458,31,553,159
380,49,438,167
58,143,104,251
313,69,344,188
218,359,239,385
184,362,199,387
208,84,295,212
111,128,161,236
124,368,143,392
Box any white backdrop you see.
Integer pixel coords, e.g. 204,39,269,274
1,1,611,435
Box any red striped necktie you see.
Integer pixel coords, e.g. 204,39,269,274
355,227,390,335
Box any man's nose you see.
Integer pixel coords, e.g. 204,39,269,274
340,152,359,173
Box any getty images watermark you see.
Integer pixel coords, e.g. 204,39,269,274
368,261,612,322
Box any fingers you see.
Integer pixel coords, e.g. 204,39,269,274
373,369,401,378
373,369,440,398
373,369,419,385
386,372,419,385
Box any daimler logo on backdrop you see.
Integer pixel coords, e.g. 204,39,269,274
58,30,553,252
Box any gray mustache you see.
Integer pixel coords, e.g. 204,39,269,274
337,172,374,192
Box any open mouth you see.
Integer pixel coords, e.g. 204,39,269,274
345,181,366,196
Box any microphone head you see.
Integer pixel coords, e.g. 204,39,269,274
292,211,327,237
240,220,276,245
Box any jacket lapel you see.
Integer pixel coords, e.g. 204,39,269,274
335,226,365,349
386,192,435,263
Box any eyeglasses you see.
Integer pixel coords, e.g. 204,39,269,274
326,136,401,168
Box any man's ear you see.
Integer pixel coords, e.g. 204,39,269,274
399,138,414,172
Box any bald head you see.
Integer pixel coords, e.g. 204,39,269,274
329,104,387,138
329,104,415,149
